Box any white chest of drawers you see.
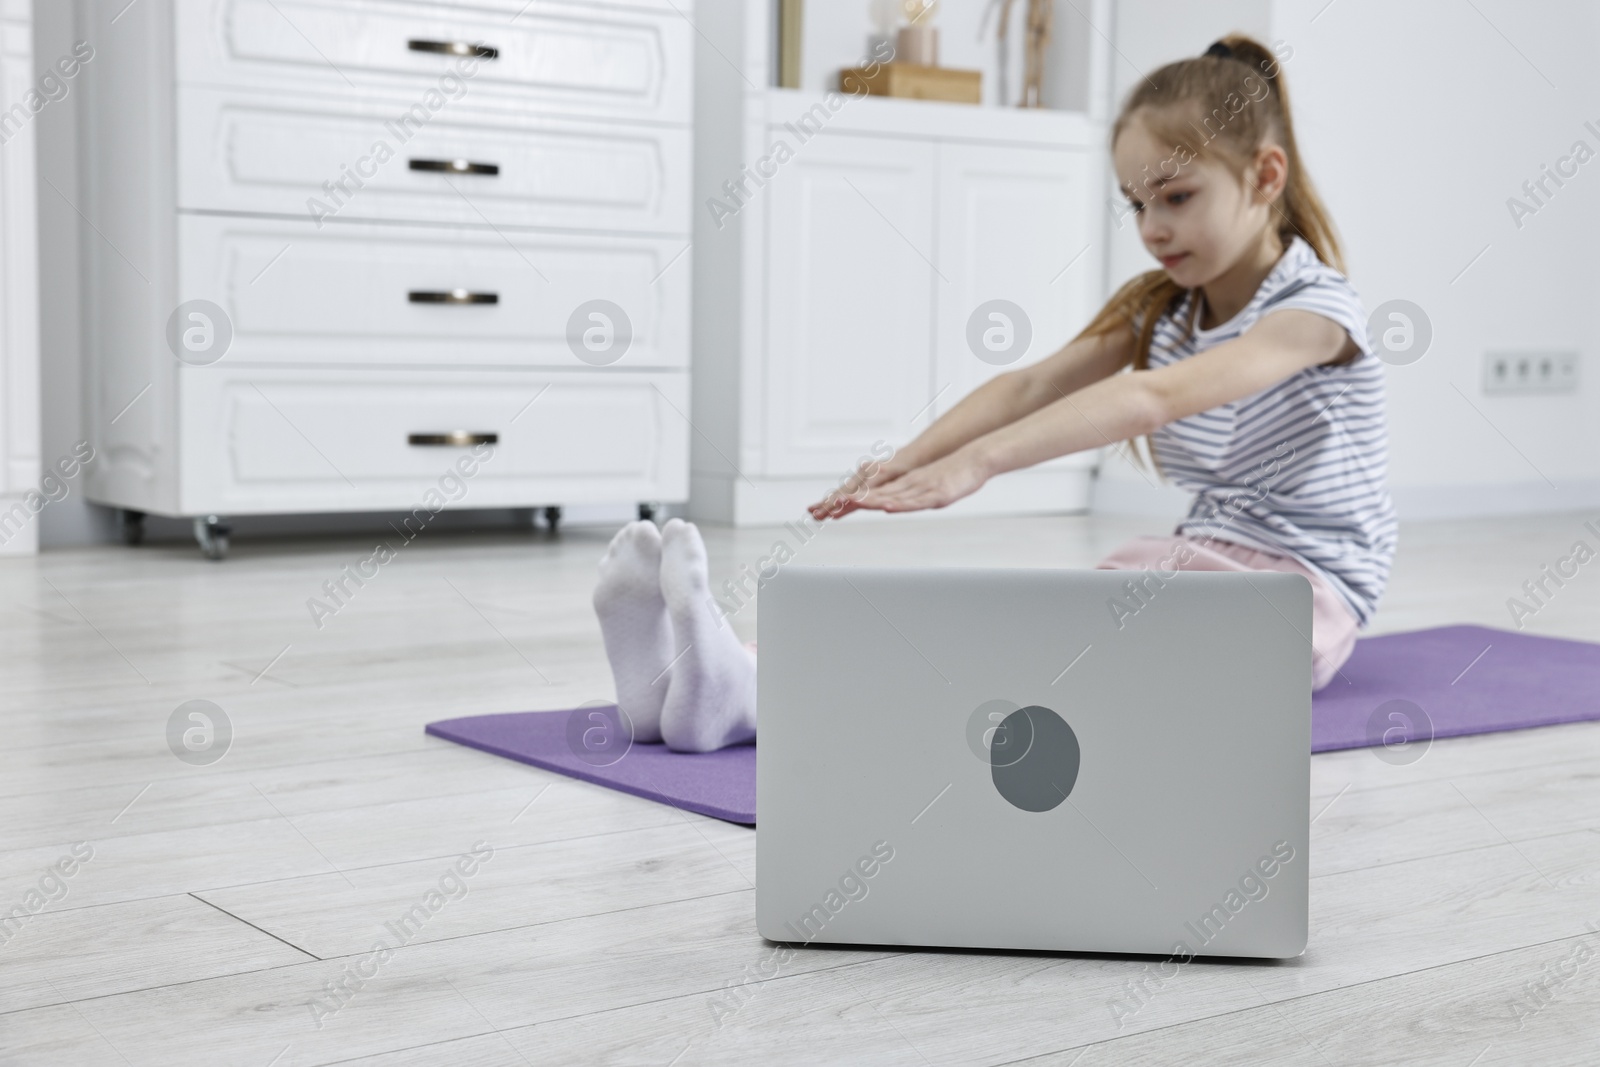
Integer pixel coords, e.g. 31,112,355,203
80,0,692,555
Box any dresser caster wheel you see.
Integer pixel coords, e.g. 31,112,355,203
118,509,146,546
541,505,562,533
194,515,231,561
637,501,661,522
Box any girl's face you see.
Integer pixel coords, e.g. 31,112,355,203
1113,112,1284,288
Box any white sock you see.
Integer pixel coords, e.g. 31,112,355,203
591,520,674,744
658,519,757,752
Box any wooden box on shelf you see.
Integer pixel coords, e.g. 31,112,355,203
839,61,981,104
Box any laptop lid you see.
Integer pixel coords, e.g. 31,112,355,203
755,565,1311,960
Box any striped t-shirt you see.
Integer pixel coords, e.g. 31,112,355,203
1138,234,1398,627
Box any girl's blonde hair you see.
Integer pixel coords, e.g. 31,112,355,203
1075,34,1349,466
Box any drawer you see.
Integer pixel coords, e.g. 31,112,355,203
178,367,689,513
177,87,689,232
177,214,690,368
175,0,691,125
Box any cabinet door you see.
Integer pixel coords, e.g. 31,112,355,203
934,142,1096,468
763,135,936,476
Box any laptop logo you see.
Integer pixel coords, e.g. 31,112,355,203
989,705,1081,812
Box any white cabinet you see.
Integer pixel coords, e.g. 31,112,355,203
80,0,692,554
0,2,40,557
763,136,935,475
689,0,1107,525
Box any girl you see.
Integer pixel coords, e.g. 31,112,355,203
594,33,1396,752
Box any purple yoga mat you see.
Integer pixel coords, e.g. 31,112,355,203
425,706,757,824
1309,624,1600,752
426,625,1600,825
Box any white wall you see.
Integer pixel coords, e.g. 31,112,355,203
1094,0,1600,521
1091,0,1273,517
34,0,112,547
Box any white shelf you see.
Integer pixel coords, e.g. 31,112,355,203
762,88,1102,147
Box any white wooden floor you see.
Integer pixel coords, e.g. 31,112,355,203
1,510,1597,1066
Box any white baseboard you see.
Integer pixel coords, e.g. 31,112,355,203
0,495,41,556
1387,479,1600,521
1089,473,1600,523
1087,474,1193,520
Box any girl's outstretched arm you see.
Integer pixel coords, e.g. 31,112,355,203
853,309,1357,514
808,326,1135,519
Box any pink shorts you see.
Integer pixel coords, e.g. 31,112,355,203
1095,533,1360,691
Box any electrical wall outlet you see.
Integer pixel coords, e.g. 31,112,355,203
1482,351,1580,394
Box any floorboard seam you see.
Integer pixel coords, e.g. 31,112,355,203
188,892,323,961
0,773,641,847
17,817,1586,926
17,818,709,920
984,928,1600,1066
286,887,760,961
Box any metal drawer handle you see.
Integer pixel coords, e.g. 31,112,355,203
409,432,498,447
408,39,499,60
410,158,500,176
409,289,498,305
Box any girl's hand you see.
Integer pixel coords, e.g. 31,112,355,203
807,453,915,521
849,447,991,514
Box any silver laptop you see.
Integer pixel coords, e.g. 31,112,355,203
756,565,1311,959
